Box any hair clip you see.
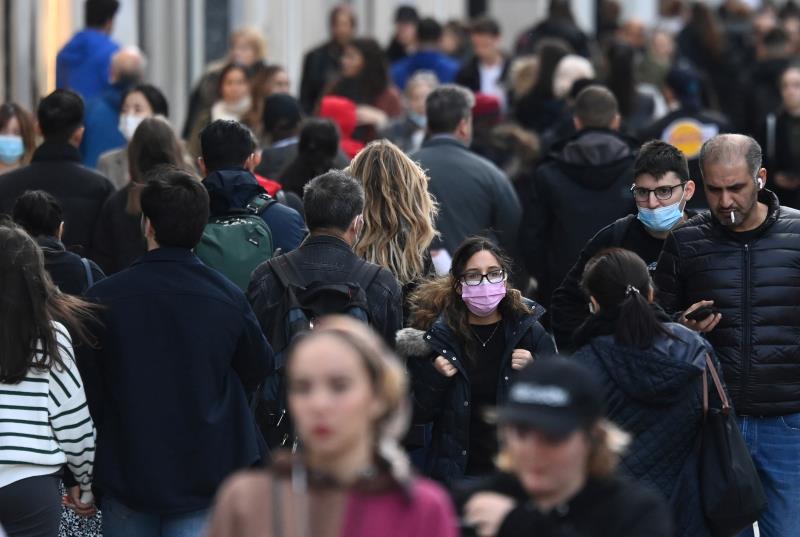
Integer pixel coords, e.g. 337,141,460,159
625,284,641,297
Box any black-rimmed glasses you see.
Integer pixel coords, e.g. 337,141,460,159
460,269,505,286
631,182,686,201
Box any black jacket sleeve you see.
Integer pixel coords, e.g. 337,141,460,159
653,231,686,316
408,354,453,423
232,297,274,395
374,272,404,349
550,224,616,350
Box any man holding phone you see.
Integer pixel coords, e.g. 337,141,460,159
655,134,800,537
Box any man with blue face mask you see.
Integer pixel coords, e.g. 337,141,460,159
550,140,695,350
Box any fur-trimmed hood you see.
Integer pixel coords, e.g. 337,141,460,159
395,327,431,359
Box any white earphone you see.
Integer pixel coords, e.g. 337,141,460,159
757,178,764,189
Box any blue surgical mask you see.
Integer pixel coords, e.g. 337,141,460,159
0,135,24,164
637,190,685,232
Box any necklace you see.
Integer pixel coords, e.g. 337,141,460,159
471,322,501,348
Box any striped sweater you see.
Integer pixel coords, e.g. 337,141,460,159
0,321,95,502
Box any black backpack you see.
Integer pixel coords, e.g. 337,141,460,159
253,255,382,450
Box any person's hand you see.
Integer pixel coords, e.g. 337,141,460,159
433,355,457,378
464,492,516,537
511,349,534,370
681,300,722,333
356,105,389,128
63,486,96,517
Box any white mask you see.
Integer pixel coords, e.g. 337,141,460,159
119,114,146,141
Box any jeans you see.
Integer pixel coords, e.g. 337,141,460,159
737,412,800,537
0,474,61,537
102,496,209,537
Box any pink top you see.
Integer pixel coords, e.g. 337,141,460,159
342,478,460,537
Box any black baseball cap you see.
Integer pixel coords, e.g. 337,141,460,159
495,358,605,438
262,93,303,135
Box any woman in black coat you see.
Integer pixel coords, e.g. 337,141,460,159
571,248,728,537
397,237,557,486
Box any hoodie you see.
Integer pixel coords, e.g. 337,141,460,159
519,128,638,307
202,168,307,253
56,29,120,100
572,322,719,537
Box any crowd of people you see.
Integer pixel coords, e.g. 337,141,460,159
1,0,800,536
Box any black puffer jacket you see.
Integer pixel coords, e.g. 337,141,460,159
655,189,800,416
573,322,722,537
397,302,557,485
519,129,638,308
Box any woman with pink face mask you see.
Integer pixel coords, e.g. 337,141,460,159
398,237,557,486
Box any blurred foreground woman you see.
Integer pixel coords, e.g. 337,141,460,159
206,316,458,537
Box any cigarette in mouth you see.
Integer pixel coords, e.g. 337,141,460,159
730,212,736,224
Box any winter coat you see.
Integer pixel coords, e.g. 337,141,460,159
549,211,700,351
396,302,556,484
573,322,722,536
654,189,800,416
411,136,522,256
0,142,114,257
518,128,638,307
202,168,307,253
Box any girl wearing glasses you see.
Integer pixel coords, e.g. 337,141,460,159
398,237,556,486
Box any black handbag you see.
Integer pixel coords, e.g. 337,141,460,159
700,354,767,537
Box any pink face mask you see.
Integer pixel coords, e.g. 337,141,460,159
461,281,507,317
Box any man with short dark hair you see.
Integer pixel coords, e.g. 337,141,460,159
550,140,696,350
411,84,521,266
519,85,638,310
455,16,510,108
0,89,114,256
655,133,800,537
57,0,121,100
391,18,460,89
199,120,306,253
79,166,272,537
248,169,402,347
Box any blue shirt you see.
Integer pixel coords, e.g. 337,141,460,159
391,50,460,90
56,29,120,100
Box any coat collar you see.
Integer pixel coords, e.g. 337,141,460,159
32,142,82,163
132,247,198,265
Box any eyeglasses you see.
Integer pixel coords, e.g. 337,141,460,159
460,269,505,286
631,183,686,201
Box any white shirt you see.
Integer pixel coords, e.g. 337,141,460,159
479,62,506,110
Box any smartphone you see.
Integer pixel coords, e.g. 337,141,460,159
685,305,718,321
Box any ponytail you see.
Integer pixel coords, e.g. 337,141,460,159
582,249,674,349
615,284,669,349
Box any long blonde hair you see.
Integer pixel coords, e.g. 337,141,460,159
347,140,438,285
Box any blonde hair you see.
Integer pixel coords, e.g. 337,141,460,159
509,55,539,99
347,140,439,285
553,54,596,99
294,316,412,484
229,27,267,62
496,419,630,479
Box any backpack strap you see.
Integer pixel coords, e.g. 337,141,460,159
350,260,383,291
246,193,278,215
268,254,307,290
611,214,636,246
81,258,94,290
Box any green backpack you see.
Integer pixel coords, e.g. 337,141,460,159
195,193,276,291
